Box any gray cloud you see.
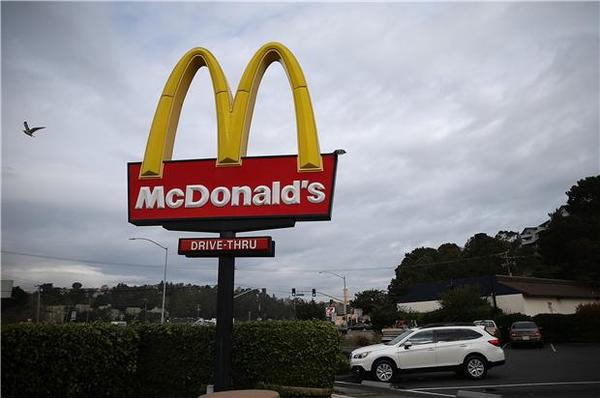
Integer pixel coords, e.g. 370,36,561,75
2,2,598,299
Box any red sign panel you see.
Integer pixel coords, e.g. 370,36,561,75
178,237,274,257
128,154,338,226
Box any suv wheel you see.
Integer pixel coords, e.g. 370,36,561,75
463,355,487,380
373,359,396,382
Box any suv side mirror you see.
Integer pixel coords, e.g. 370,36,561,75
403,341,413,350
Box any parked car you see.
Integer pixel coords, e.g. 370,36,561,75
509,321,543,347
350,323,373,331
350,325,505,382
474,320,499,337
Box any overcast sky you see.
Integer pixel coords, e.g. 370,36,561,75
2,2,598,300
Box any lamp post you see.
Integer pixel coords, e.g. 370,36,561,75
318,271,348,328
129,237,169,324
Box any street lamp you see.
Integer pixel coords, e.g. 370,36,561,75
129,237,169,324
318,271,348,328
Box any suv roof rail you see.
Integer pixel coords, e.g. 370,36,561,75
421,322,476,328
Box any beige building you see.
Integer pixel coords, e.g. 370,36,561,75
397,275,599,316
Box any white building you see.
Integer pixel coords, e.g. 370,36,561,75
397,275,600,316
520,206,569,247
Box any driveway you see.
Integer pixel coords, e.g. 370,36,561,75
336,343,600,397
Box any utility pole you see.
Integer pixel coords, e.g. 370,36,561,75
318,271,348,329
35,285,41,323
86,293,91,322
503,252,513,276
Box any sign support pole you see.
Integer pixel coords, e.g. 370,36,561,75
214,230,236,391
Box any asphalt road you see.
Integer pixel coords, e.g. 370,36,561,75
336,343,600,398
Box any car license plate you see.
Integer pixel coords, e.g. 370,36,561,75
522,336,530,340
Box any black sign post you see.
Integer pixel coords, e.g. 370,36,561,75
214,231,235,391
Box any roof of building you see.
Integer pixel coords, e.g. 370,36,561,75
397,275,600,303
496,275,600,299
397,275,520,304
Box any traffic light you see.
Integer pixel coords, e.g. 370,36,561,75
312,288,316,297
292,288,296,297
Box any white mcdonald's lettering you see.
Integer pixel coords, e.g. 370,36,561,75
135,180,325,210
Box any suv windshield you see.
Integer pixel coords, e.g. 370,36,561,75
385,329,414,345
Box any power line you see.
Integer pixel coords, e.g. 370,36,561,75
1,248,533,277
1,249,204,270
1,248,395,273
391,252,534,270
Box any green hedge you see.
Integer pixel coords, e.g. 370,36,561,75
135,324,216,398
1,323,138,398
232,321,340,390
494,312,600,343
1,321,339,398
533,313,600,343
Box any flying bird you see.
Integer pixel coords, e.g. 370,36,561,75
22,121,45,137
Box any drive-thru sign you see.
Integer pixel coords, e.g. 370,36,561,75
178,237,275,257
128,42,339,391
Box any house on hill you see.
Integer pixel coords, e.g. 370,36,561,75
519,206,569,247
397,275,599,316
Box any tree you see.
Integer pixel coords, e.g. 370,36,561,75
538,176,600,282
464,233,507,257
295,300,325,320
349,289,387,315
438,285,493,322
370,302,401,331
437,243,462,261
388,247,440,300
495,231,520,245
566,175,600,217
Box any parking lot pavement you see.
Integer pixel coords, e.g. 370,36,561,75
337,344,600,398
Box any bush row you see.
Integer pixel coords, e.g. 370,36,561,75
1,323,139,397
495,311,600,343
1,321,340,398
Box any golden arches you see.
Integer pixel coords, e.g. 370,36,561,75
140,42,322,178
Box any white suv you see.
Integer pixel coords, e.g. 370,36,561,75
350,325,505,382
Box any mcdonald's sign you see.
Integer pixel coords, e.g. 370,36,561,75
128,42,339,231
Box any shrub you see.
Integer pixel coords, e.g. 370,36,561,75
493,311,600,343
533,312,600,343
532,314,573,343
370,302,404,331
1,323,138,398
576,303,600,316
420,309,447,325
232,321,340,390
134,324,215,398
1,321,340,398
350,334,372,347
438,285,494,322
335,352,350,375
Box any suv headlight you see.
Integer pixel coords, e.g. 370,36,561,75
352,352,370,359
